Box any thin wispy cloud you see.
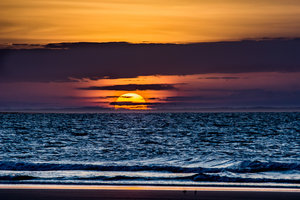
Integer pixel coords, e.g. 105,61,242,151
78,84,177,91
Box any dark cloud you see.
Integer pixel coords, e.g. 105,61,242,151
147,97,161,100
105,96,120,98
1,38,300,82
44,106,112,112
78,84,177,91
199,77,240,79
163,89,300,106
110,102,160,106
63,95,119,99
165,96,205,102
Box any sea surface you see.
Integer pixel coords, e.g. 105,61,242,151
0,112,299,187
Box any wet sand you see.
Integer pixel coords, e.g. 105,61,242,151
0,185,299,200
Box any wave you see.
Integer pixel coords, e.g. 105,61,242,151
0,175,36,181
77,174,300,183
192,174,300,184
0,160,299,173
0,174,299,184
228,160,300,173
0,161,212,172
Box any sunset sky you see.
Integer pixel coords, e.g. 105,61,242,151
1,0,300,43
0,1,300,111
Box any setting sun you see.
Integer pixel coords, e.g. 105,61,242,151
114,93,148,110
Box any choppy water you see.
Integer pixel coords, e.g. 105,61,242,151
0,112,299,187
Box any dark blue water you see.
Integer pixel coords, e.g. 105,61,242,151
0,112,299,187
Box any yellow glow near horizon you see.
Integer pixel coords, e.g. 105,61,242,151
1,1,300,43
75,75,180,108
115,93,147,110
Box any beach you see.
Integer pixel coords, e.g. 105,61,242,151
0,185,300,200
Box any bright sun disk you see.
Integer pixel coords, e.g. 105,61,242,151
115,93,147,110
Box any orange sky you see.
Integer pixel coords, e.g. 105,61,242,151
1,0,300,43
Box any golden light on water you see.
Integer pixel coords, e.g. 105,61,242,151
115,93,148,110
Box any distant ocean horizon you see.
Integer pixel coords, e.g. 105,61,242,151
0,112,299,187
1,106,300,113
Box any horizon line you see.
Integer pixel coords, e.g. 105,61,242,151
1,37,300,48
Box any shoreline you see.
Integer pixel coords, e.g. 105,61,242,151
0,184,299,200
1,184,300,192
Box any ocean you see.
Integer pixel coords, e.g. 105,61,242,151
0,112,299,187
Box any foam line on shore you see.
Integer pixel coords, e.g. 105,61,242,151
0,184,299,192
